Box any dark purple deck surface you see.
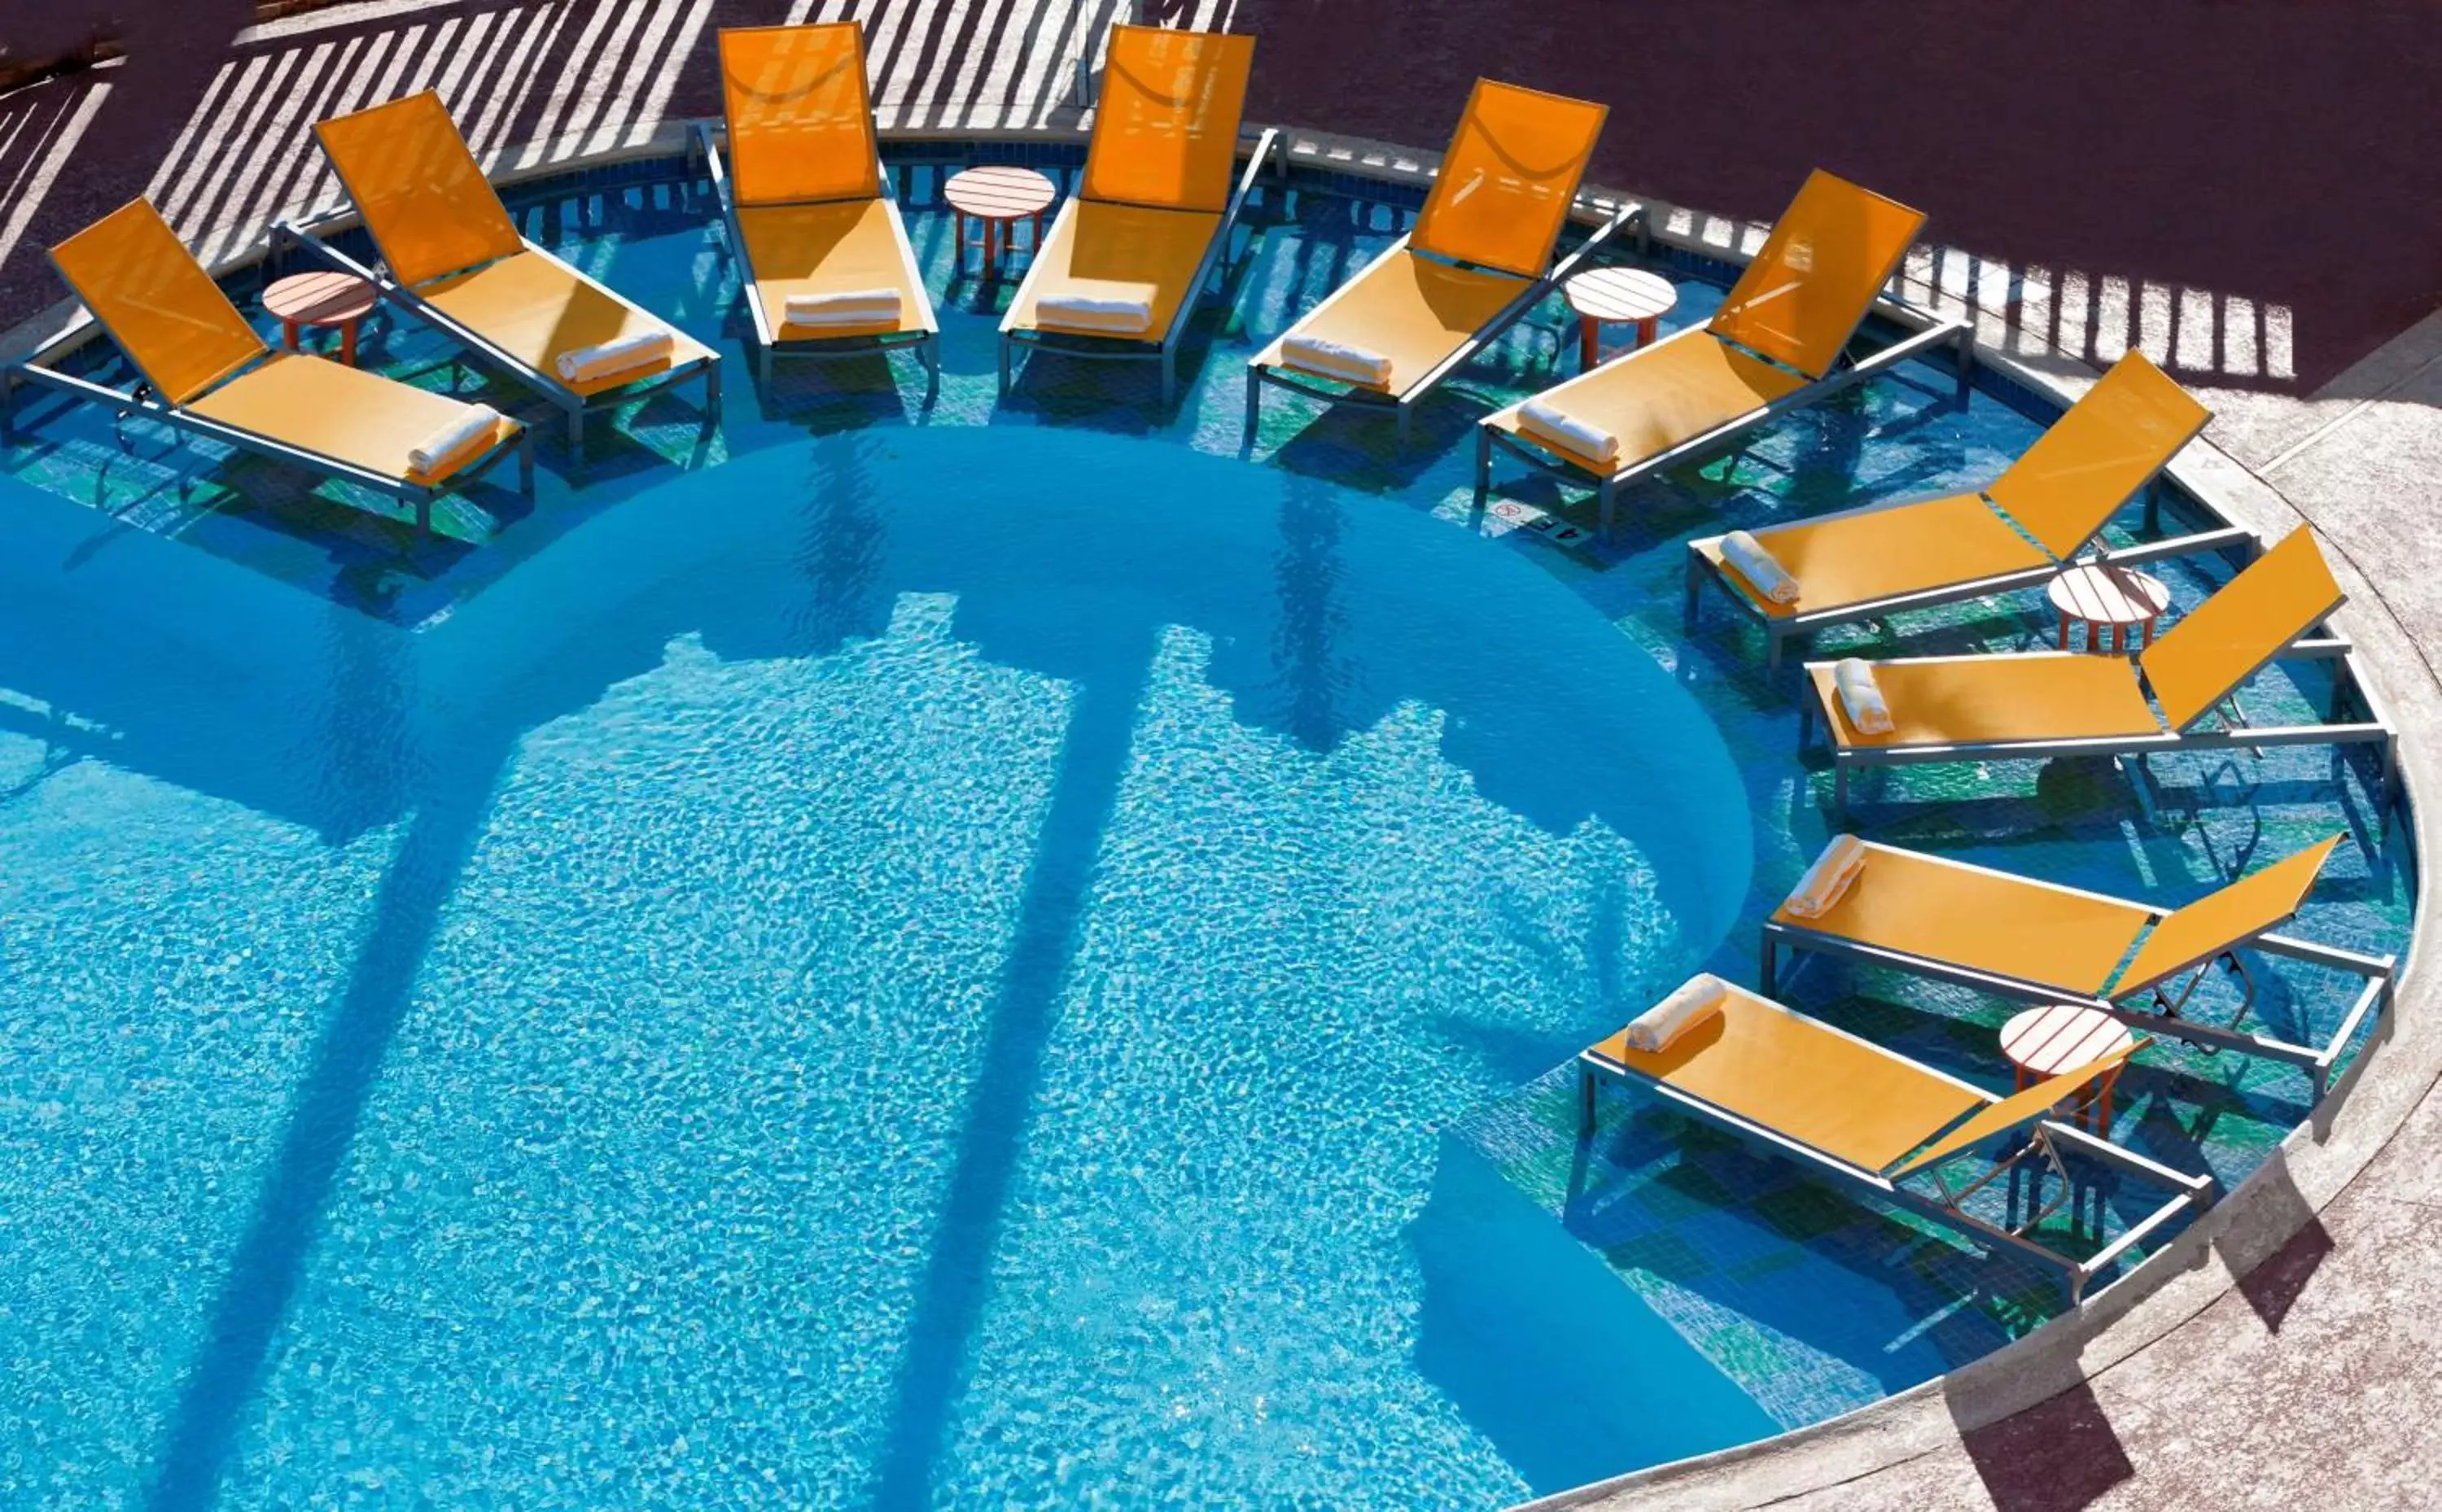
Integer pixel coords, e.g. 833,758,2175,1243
5,1,2438,392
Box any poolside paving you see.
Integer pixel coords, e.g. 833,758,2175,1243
3,4,2441,1509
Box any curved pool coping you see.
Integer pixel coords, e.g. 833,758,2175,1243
2,113,2433,1512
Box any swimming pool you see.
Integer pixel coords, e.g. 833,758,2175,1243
0,155,2412,1507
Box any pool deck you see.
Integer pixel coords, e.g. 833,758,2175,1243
4,4,2440,1508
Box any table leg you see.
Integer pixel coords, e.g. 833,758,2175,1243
1579,316,1599,373
1636,315,1658,348
987,219,1001,280
955,210,968,273
340,319,358,367
2014,1064,2030,1094
281,317,300,353
2142,615,2157,648
2058,615,2071,652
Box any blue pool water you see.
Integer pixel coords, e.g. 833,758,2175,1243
0,157,2412,1507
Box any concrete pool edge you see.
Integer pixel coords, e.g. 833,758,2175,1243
2,115,2431,1511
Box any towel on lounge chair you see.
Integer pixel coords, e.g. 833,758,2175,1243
554,329,674,384
1722,529,1801,605
1517,398,1620,464
1832,658,1893,734
1624,973,1728,1051
407,403,503,475
1036,291,1154,334
784,287,903,327
1783,834,1867,919
1281,334,1394,387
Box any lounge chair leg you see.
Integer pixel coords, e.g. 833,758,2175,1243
1683,556,1702,630
414,493,431,542
1396,403,1411,448
1761,937,1779,997
518,432,535,496
922,338,940,408
1578,1063,1597,1130
1599,480,1617,543
705,361,724,428
997,336,1012,397
1473,428,1493,507
1768,629,1786,674
1242,371,1262,448
1161,350,1177,407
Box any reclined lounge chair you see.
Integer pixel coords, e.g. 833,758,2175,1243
1761,832,2395,1095
1581,976,2212,1301
999,24,1276,404
289,91,720,454
1687,352,2234,668
698,20,939,399
1478,169,1965,539
1244,78,1628,445
7,199,528,540
1800,528,2397,813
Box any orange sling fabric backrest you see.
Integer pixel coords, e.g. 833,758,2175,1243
1079,25,1255,213
718,22,882,207
2114,835,2344,996
1706,169,1925,379
49,199,266,406
1988,351,2212,560
1411,80,1608,278
314,91,523,287
2140,528,2344,732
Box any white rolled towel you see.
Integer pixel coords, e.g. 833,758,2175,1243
1280,334,1393,387
784,287,903,328
1783,834,1867,920
554,328,675,384
1623,974,1729,1053
1036,291,1153,334
1516,399,1621,465
407,403,503,476
1721,529,1801,605
1832,658,1895,735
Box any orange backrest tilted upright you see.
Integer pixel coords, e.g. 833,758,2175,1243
1410,80,1608,280
1707,169,1924,380
1079,24,1255,214
2140,529,2344,732
1989,351,2212,559
717,21,882,208
50,199,266,406
314,91,523,288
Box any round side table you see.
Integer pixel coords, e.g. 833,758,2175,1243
2047,563,2172,653
2000,1003,2136,1134
1563,267,1677,371
944,165,1057,282
263,271,379,366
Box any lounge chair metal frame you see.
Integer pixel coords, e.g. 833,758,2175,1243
1241,200,1640,447
1,321,533,541
1580,1013,2213,1303
270,215,722,457
1797,631,2400,818
1686,484,2256,671
996,126,1281,407
1761,855,2397,1099
688,121,940,404
1475,304,1974,540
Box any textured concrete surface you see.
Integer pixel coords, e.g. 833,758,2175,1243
3,5,2441,1509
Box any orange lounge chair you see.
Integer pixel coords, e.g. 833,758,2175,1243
1761,833,2395,1095
1799,529,2396,814
1687,352,2234,667
999,24,1276,404
1244,79,1628,445
1580,977,2211,1301
1479,169,1966,539
698,21,939,399
6,199,528,540
286,91,720,454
